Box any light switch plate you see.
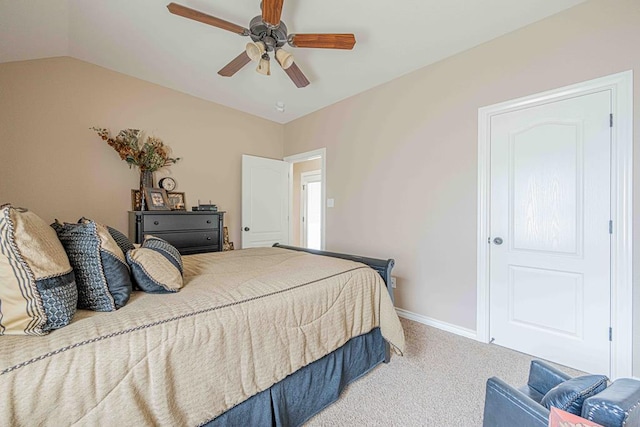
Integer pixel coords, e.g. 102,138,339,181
327,198,335,208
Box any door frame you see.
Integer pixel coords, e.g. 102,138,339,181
300,170,322,248
476,71,633,378
283,148,327,250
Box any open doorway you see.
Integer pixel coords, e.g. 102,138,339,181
284,148,326,250
300,170,322,249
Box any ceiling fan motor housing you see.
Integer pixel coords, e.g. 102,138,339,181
249,16,288,51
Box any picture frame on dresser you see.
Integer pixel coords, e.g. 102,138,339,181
167,192,186,211
131,189,142,211
143,188,171,211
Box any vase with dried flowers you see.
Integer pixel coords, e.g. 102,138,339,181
91,127,181,210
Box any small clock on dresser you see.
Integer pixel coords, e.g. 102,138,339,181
158,177,177,191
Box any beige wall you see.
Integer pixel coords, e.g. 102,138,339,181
284,0,640,374
2,0,639,374
0,57,283,245
291,159,322,246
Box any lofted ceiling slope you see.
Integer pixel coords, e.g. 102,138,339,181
0,0,586,123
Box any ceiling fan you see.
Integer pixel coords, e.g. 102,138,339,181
167,1,356,88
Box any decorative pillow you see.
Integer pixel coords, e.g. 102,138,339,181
107,226,135,254
78,217,135,255
142,236,183,273
126,236,183,293
541,375,608,415
52,219,132,311
0,205,77,335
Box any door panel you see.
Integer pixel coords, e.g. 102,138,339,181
242,155,290,248
511,122,581,255
490,90,611,374
509,266,583,338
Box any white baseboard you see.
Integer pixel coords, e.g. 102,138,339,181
396,308,478,341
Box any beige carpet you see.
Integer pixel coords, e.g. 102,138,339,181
306,318,584,427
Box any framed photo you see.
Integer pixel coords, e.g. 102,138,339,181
167,192,186,211
131,189,142,211
143,187,171,211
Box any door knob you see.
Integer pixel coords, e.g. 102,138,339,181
493,237,503,245
244,227,250,232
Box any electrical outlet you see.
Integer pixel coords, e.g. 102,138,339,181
391,276,397,288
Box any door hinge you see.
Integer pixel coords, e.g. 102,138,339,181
609,220,613,234
609,327,613,341
302,184,306,190
610,113,613,128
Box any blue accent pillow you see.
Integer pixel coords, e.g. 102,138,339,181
541,374,608,415
52,219,132,311
108,226,135,254
79,217,135,255
126,236,183,294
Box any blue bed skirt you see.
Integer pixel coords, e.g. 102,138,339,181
203,327,385,427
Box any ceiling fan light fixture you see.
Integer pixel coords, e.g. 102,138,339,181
167,1,356,87
275,48,294,69
256,54,271,76
245,41,266,62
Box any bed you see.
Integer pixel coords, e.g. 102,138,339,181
0,244,404,426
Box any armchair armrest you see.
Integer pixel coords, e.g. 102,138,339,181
582,378,640,427
527,360,573,395
483,377,550,427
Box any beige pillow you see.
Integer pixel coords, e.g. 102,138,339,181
127,248,183,293
0,205,77,335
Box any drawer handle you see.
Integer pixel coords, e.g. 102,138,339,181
154,221,159,225
206,237,212,241
206,220,212,224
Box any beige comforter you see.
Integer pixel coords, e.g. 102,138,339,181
0,247,404,426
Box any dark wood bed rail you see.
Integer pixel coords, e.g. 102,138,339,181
272,244,395,302
273,243,396,363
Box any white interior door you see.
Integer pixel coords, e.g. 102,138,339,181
241,155,290,248
489,90,612,374
301,171,322,250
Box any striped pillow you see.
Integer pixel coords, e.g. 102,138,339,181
0,205,77,335
127,236,183,293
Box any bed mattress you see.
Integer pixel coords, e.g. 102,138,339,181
0,247,404,426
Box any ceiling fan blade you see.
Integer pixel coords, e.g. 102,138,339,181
167,2,248,36
288,34,356,50
262,0,284,27
283,62,310,88
218,51,252,77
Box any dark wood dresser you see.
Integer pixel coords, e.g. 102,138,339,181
128,211,225,255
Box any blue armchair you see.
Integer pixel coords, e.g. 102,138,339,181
482,360,640,427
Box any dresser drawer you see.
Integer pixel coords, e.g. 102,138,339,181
129,211,225,255
143,214,219,232
151,231,220,251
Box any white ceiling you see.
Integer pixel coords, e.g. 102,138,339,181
1,0,586,124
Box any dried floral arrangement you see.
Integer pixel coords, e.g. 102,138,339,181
91,127,180,172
